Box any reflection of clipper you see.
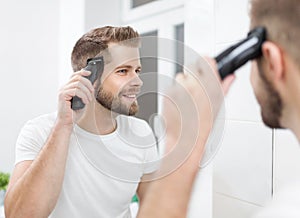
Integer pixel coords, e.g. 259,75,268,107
71,56,104,110
215,27,266,80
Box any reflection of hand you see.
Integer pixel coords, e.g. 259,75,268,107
57,70,95,127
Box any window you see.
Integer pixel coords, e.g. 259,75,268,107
122,0,184,22
175,23,184,73
136,31,158,123
131,0,156,8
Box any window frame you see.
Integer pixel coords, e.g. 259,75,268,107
122,0,184,23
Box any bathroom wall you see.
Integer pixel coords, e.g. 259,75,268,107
0,0,60,173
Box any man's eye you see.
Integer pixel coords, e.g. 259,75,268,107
117,69,127,74
136,69,141,74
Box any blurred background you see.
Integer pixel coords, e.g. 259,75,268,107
1,0,300,217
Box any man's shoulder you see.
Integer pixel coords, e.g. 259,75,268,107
26,112,57,127
21,112,57,137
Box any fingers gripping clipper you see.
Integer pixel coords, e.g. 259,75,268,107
215,27,266,80
71,56,104,110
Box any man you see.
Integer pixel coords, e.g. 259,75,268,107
5,26,158,217
137,0,300,217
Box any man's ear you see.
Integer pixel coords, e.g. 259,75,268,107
261,41,284,82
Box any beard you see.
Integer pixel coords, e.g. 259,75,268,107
95,86,139,116
257,60,283,129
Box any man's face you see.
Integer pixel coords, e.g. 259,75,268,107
95,44,143,116
250,59,283,128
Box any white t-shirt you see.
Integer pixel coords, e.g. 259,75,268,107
15,113,158,218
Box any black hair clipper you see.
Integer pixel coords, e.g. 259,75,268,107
71,56,104,110
215,27,266,80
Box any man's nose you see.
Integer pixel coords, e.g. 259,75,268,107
129,73,143,87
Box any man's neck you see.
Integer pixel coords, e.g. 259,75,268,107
77,102,118,135
288,110,300,143
282,60,300,143
282,90,300,142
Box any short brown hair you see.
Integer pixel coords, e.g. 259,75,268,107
250,0,300,65
71,26,140,72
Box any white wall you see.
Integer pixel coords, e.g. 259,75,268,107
58,0,85,86
0,0,60,173
85,0,121,31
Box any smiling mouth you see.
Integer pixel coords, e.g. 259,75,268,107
122,94,138,101
120,88,140,101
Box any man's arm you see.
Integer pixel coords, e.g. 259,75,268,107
5,123,73,218
136,176,151,205
4,70,94,218
137,138,205,217
137,58,235,217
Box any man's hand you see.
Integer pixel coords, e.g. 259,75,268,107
203,57,235,95
57,70,95,127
